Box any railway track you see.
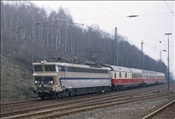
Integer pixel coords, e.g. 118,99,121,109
1,84,167,117
0,87,157,117
0,98,38,108
40,93,174,119
1,88,174,119
1,84,167,110
1,84,173,118
142,99,175,119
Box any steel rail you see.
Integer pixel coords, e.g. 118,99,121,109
142,99,175,119
0,99,39,108
1,84,167,109
38,93,175,119
1,84,170,118
1,88,155,117
2,92,174,119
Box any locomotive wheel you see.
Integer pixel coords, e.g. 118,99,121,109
58,95,62,98
57,92,62,98
69,90,75,97
39,93,46,100
115,86,120,91
41,95,45,100
49,94,52,99
63,90,69,97
100,87,105,93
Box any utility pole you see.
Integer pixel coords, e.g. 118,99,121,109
160,50,162,72
114,27,118,66
160,51,162,61
165,33,172,91
141,41,144,69
159,41,166,72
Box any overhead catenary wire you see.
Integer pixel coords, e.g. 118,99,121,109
136,12,173,17
127,38,174,52
72,2,174,60
77,12,172,20
45,2,174,48
164,0,175,17
96,3,172,44
30,2,174,46
96,3,174,59
68,3,173,62
63,2,175,59
67,3,118,34
119,27,174,48
33,2,174,65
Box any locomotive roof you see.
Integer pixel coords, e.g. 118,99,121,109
33,61,111,70
33,61,165,75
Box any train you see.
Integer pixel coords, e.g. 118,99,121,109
32,60,166,99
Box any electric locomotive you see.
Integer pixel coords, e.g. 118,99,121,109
32,60,111,99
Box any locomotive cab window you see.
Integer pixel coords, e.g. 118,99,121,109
34,65,43,72
58,66,65,72
45,65,56,71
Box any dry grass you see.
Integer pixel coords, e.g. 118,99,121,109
1,53,35,99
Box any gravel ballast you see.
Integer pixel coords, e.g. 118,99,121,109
59,92,175,119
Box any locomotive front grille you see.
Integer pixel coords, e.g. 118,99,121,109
37,86,53,91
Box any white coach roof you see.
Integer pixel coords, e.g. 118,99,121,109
109,65,131,72
130,68,143,73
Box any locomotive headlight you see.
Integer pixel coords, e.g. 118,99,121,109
48,81,53,84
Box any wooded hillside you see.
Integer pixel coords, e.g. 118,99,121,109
1,2,167,71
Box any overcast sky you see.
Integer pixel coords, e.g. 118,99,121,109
30,1,174,74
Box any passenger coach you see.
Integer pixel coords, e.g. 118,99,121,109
109,65,166,90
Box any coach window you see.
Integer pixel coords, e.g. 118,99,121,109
119,72,121,78
125,73,127,78
114,73,116,78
